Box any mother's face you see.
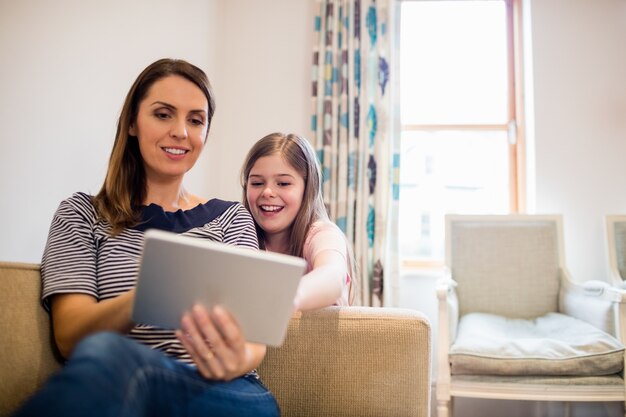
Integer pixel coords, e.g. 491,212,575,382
129,75,209,183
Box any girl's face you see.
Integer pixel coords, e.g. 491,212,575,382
246,154,305,241
129,75,208,183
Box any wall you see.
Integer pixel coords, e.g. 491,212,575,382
210,0,315,201
0,0,221,262
530,0,626,281
0,0,313,263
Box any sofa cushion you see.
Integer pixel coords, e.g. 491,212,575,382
449,312,624,376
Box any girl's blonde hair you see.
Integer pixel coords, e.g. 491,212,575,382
241,132,357,303
93,58,215,234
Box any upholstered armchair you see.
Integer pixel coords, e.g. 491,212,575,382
606,215,626,286
436,214,626,417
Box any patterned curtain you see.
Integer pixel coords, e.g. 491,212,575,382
311,0,399,306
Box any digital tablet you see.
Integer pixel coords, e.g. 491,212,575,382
132,229,306,346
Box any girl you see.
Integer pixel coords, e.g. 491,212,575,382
241,132,354,311
15,59,278,417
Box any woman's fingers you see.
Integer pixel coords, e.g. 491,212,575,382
209,306,246,375
191,305,228,379
177,312,218,378
178,307,225,379
177,304,246,380
175,327,211,378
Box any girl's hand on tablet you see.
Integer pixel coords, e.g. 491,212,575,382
176,304,247,381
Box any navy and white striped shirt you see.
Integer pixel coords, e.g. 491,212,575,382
41,192,258,364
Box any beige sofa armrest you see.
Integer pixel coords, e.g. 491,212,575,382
258,306,432,417
0,262,63,417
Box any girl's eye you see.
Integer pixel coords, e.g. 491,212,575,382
249,182,263,187
278,182,291,187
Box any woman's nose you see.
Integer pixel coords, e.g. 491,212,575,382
170,119,188,139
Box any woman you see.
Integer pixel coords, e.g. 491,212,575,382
15,59,279,417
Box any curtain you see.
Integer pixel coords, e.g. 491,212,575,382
311,0,399,307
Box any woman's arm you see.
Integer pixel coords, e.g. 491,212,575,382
176,304,266,380
51,290,136,359
43,195,138,359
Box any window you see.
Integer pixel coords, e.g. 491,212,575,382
398,0,525,266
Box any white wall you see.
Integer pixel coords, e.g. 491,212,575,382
530,0,626,282
0,0,313,263
210,0,314,201
0,0,221,262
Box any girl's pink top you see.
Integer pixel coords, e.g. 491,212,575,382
302,220,352,306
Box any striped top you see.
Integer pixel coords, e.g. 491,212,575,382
41,192,258,364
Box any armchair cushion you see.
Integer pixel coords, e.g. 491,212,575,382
449,312,624,376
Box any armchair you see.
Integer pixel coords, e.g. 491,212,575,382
436,215,626,417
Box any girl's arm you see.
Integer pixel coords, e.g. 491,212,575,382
50,290,136,359
293,222,349,311
293,249,346,311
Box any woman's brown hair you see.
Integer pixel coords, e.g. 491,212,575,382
93,58,215,234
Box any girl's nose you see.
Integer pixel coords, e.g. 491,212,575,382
261,186,275,198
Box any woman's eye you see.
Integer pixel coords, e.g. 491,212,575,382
189,118,204,126
155,112,170,120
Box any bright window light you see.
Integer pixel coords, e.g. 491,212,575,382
399,1,514,264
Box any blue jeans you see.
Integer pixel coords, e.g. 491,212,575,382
14,332,280,417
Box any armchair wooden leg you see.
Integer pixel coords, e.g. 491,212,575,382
563,401,571,417
437,399,450,417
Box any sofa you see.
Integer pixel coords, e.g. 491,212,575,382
0,262,432,417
